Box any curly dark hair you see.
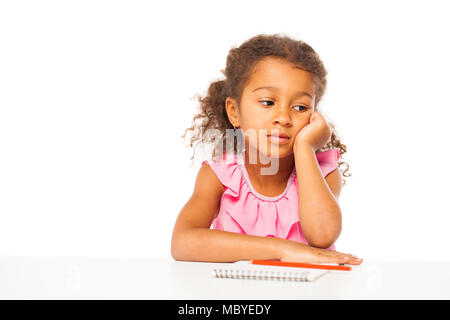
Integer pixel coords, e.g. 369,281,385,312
182,33,351,186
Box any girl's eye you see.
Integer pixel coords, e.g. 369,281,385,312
260,100,307,111
260,100,274,106
293,105,307,111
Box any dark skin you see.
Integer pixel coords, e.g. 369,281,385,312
171,57,363,264
225,57,311,196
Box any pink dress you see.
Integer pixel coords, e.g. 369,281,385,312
202,148,340,251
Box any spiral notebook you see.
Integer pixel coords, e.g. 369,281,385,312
212,260,331,282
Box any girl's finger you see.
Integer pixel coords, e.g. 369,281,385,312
331,251,361,261
321,250,363,265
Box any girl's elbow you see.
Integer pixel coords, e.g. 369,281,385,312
307,238,335,249
171,230,189,261
171,240,192,261
171,242,183,261
305,231,339,249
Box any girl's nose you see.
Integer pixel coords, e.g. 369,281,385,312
273,107,292,126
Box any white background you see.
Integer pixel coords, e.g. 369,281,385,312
1,0,449,261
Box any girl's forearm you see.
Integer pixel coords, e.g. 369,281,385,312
171,227,289,262
294,142,342,248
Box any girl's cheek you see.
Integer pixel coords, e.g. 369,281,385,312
299,118,311,128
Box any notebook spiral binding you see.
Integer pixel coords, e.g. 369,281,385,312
212,268,310,282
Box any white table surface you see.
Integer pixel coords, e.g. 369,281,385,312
1,256,449,299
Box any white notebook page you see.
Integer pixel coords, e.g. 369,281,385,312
212,260,331,281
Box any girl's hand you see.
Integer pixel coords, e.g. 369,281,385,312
294,111,331,152
280,240,363,265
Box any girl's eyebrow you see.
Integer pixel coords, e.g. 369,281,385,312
252,86,313,98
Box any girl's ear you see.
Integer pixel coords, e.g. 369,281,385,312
225,97,240,128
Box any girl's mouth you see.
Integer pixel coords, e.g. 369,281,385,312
267,135,290,144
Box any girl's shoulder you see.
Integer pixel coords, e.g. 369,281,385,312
315,148,340,178
201,152,241,198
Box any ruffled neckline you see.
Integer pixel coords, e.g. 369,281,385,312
236,152,296,202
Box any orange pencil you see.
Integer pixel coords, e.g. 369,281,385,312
250,259,352,271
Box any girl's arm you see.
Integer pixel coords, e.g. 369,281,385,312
171,162,282,262
294,142,342,248
171,162,360,264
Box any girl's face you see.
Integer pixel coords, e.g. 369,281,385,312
226,56,316,159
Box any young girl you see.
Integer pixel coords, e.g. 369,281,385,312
171,33,362,265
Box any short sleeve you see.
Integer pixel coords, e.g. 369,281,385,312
201,153,242,198
316,148,340,178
